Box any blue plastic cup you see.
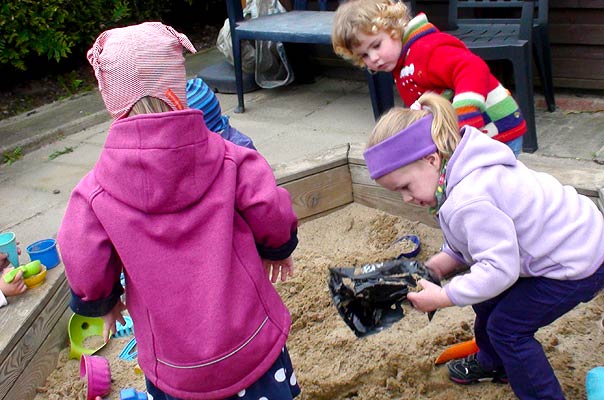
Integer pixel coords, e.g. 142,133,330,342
0,232,19,268
587,366,604,400
27,239,60,269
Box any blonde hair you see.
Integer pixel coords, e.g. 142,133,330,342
332,0,411,67
127,96,175,117
368,93,461,158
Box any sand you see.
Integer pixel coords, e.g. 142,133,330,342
35,203,604,399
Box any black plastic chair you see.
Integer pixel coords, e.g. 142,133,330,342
532,0,555,112
444,0,554,113
445,0,538,152
225,0,394,119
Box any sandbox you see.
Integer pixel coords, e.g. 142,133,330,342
3,144,604,399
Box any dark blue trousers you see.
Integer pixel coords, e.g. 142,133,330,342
473,261,604,400
146,346,300,400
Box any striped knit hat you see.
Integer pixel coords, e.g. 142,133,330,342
87,22,197,119
186,78,229,133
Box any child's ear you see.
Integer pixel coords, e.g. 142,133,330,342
423,152,441,168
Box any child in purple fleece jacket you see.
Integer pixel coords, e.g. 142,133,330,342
58,22,300,400
363,92,604,400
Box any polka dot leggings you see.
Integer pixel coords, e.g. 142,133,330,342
145,346,301,400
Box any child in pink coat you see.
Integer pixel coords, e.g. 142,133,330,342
58,22,300,400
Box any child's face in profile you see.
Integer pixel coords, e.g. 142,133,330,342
376,155,441,208
352,30,402,72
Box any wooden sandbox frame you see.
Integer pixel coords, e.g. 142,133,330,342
1,143,603,400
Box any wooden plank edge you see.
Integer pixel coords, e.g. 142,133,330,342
273,144,350,185
280,164,354,220
0,265,68,366
348,143,366,165
4,307,71,400
352,183,439,228
0,276,70,400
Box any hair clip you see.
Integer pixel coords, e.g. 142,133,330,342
410,101,422,111
410,101,432,112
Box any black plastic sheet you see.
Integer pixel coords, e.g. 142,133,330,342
328,259,440,338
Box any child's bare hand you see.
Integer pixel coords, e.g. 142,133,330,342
262,256,294,283
407,279,453,313
0,268,27,297
0,253,9,270
101,301,127,343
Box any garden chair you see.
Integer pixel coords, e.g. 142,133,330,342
225,0,395,119
532,0,555,112
444,0,555,113
444,0,539,152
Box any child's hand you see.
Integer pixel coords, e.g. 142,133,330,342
0,267,27,297
407,279,453,313
100,300,127,343
262,256,294,283
0,253,9,270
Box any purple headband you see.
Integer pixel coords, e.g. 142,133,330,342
363,114,436,180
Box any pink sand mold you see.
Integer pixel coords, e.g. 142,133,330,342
80,355,112,400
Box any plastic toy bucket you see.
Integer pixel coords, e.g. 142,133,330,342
26,238,60,269
68,313,107,359
80,355,111,400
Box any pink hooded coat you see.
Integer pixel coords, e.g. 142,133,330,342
58,109,298,399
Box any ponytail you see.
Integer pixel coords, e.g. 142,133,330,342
368,92,461,159
415,93,460,158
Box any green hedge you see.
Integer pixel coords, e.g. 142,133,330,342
0,0,190,72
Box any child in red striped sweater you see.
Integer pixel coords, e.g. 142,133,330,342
332,0,526,156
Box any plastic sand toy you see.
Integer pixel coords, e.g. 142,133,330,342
26,238,61,269
23,264,47,288
435,339,479,365
120,387,149,400
80,355,111,400
393,235,421,259
587,366,604,400
69,313,107,359
3,260,42,283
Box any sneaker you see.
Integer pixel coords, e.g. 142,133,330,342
447,353,509,384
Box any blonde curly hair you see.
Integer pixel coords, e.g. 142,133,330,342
332,0,411,67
